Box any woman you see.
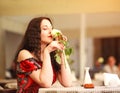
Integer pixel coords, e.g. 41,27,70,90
15,17,72,93
103,56,118,74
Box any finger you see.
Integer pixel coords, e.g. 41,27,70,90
62,35,67,41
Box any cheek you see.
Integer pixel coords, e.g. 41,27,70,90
41,32,49,42
41,33,46,41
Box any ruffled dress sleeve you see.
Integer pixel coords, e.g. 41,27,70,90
16,58,41,75
16,58,42,93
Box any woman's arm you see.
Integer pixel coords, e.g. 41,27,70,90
18,49,53,88
31,49,54,87
30,41,65,87
57,51,72,87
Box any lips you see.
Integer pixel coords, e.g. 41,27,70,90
48,35,53,39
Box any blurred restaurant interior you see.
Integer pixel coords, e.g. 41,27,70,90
0,0,120,92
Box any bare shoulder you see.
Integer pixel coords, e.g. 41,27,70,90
17,49,33,62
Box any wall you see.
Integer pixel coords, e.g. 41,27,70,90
5,31,23,70
0,16,26,78
0,17,5,78
0,14,120,78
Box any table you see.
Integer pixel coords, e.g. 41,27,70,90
0,79,17,93
0,89,16,93
39,86,120,93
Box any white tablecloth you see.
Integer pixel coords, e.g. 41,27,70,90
39,86,120,93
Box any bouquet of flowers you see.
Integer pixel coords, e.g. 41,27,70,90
51,29,72,66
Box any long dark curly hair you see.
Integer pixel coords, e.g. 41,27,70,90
14,17,60,72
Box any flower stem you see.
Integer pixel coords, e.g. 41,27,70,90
62,50,67,68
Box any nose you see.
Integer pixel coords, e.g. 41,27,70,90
49,28,52,34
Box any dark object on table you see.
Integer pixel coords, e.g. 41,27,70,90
83,83,94,88
0,89,17,93
0,79,17,93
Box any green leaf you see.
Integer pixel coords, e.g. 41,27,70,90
55,53,61,64
65,47,72,56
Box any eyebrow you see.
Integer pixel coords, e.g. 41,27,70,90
41,25,52,28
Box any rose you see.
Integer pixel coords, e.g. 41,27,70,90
51,29,62,39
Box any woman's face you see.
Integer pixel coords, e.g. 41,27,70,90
40,19,53,44
108,56,116,67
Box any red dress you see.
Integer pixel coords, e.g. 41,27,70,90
16,58,57,93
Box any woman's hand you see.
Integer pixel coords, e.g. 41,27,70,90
45,41,65,53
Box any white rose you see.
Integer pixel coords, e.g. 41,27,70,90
51,29,62,38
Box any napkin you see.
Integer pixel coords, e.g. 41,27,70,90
103,73,120,86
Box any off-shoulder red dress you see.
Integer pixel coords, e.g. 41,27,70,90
16,58,57,93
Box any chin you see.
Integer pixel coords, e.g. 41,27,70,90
46,40,52,44
49,39,53,42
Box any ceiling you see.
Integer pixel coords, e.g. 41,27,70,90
0,0,120,15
